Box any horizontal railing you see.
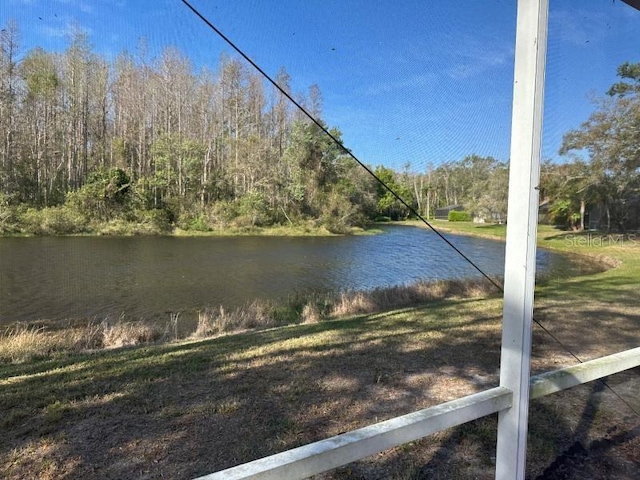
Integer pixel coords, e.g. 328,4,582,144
194,346,640,480
195,387,512,480
530,347,640,399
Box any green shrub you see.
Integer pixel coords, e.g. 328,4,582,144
191,216,210,231
322,216,351,234
177,211,210,232
20,206,87,235
448,210,472,222
67,168,132,221
97,218,132,235
0,194,22,234
140,208,173,233
237,192,271,227
206,201,238,228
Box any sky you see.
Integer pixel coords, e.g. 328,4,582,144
2,0,640,172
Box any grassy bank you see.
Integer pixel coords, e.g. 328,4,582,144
1,214,382,238
172,223,382,237
0,277,495,364
1,222,638,479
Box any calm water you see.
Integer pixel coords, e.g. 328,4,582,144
0,226,582,326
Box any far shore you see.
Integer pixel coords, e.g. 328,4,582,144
0,222,385,238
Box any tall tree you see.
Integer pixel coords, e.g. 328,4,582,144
21,47,61,204
0,20,20,197
560,61,640,231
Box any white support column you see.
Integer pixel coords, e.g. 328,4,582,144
495,1,548,479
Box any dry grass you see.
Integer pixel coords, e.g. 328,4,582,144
0,277,500,364
301,302,322,323
330,278,498,317
101,318,164,349
2,295,636,480
0,316,172,363
193,300,277,338
191,277,499,337
0,323,103,363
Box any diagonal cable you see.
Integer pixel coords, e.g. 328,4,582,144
179,0,639,418
179,0,503,292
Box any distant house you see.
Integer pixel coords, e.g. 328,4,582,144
472,210,506,224
434,205,463,220
488,211,506,224
587,196,640,231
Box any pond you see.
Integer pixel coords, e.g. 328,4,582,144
0,225,590,327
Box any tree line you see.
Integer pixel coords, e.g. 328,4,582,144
0,20,511,235
0,21,377,233
1,19,636,235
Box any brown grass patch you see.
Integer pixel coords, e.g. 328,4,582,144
101,319,164,349
0,317,168,363
0,278,499,364
0,323,103,363
330,278,498,317
193,300,277,338
301,302,323,323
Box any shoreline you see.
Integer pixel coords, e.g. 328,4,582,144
399,218,623,269
0,223,384,239
0,221,616,338
0,276,500,363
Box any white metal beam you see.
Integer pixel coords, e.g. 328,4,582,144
530,347,640,399
194,387,512,480
495,0,549,479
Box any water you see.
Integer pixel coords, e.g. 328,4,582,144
0,226,584,326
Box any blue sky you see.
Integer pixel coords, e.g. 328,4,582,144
2,0,639,171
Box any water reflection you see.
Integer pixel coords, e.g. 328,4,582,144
0,226,585,325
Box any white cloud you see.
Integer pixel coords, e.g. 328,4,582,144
443,33,514,80
362,73,438,96
40,22,92,39
40,25,68,38
53,0,93,15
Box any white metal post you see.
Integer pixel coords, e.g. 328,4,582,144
495,0,548,479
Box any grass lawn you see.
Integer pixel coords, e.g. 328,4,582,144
1,222,638,479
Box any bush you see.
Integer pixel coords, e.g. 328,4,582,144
322,217,351,234
448,210,472,222
20,206,87,235
0,194,22,234
139,208,173,233
177,211,210,232
206,201,238,228
96,218,133,235
237,192,271,227
67,168,132,221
